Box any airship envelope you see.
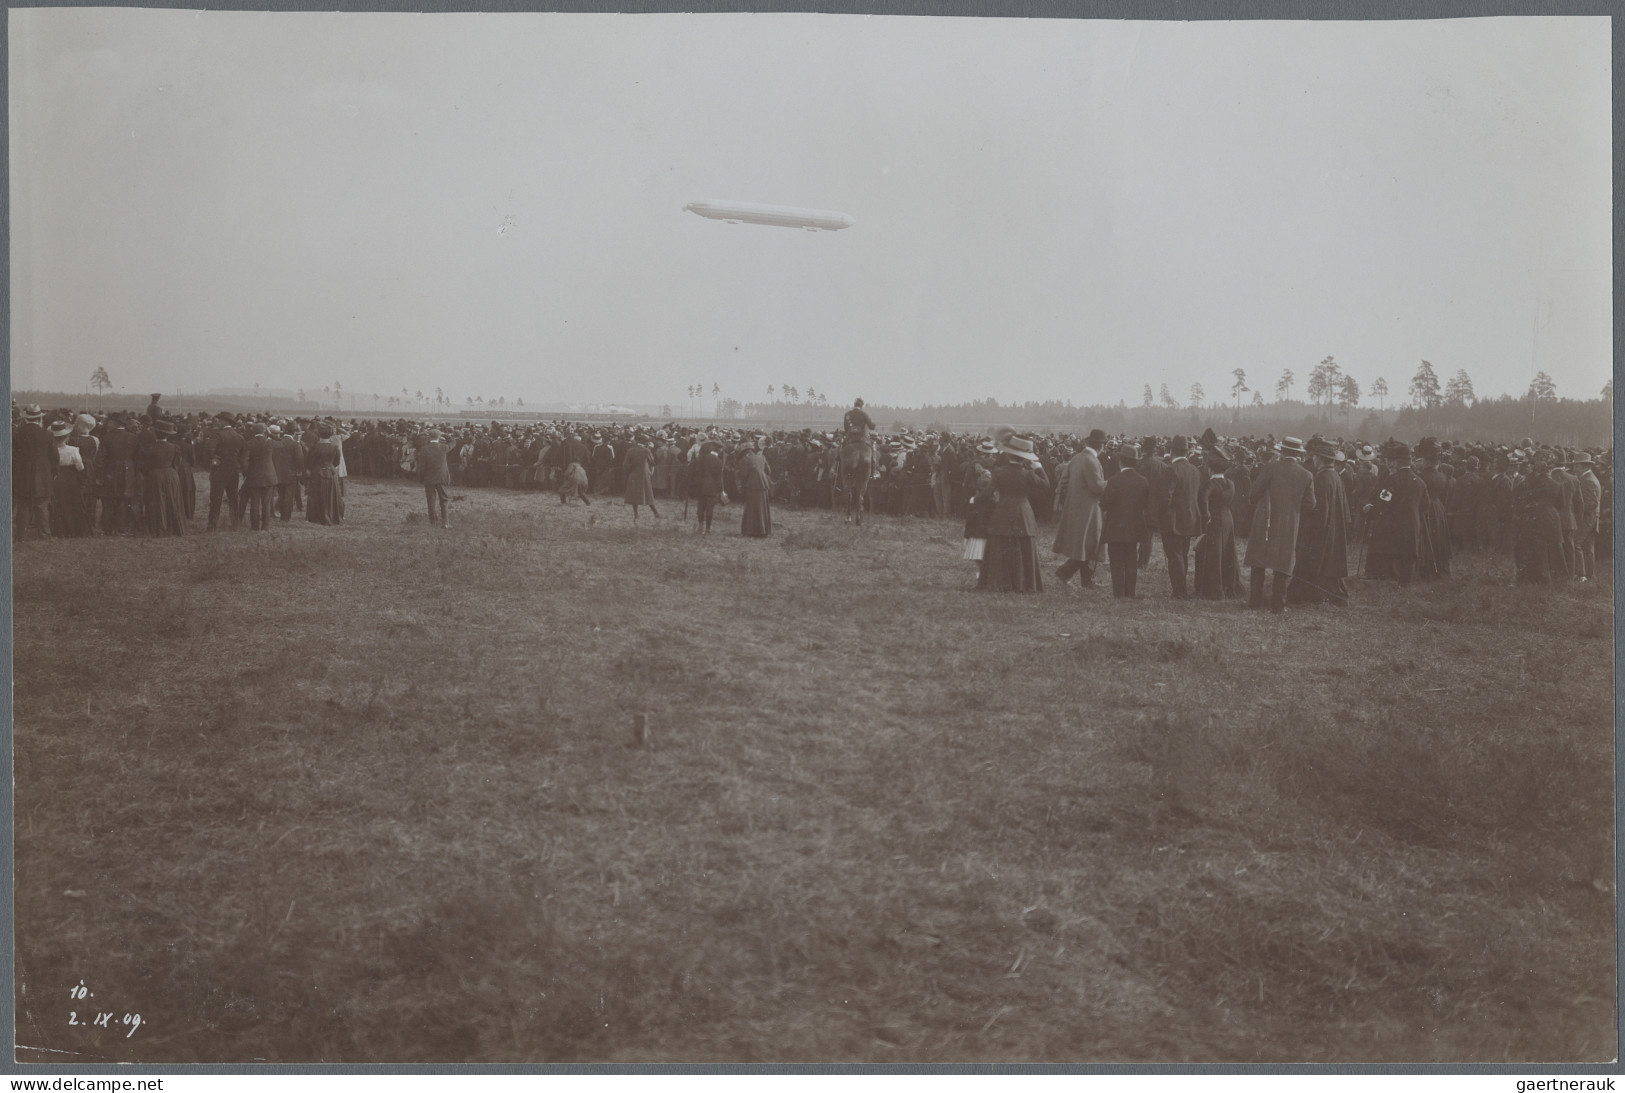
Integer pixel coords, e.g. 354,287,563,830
684,200,855,232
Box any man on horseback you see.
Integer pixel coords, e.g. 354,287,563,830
839,399,876,483
843,398,876,445
837,398,878,522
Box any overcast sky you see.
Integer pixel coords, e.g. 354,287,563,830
9,11,1611,409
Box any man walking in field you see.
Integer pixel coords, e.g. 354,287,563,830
419,429,453,528
1245,436,1316,613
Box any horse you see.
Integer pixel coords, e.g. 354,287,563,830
839,439,874,524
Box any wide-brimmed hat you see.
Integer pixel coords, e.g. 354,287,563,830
998,434,1040,464
19,404,43,422
1206,444,1231,473
1279,436,1308,457
1414,437,1441,461
1570,451,1595,466
1307,436,1339,460
50,421,72,437
974,440,998,456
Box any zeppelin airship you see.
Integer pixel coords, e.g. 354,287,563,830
684,200,855,232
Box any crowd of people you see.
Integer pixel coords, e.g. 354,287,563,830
12,394,1611,608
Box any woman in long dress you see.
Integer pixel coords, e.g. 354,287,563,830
305,423,344,525
622,433,660,522
1192,444,1240,599
49,422,91,538
140,420,187,536
979,431,1049,593
738,443,773,538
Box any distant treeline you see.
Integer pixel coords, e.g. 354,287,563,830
736,394,1613,446
12,391,325,415
17,389,1611,446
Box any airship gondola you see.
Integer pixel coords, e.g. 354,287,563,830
684,200,855,232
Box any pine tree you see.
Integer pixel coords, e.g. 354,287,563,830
1230,369,1248,411
1337,374,1360,414
1371,377,1388,410
1443,369,1475,406
1275,369,1295,402
1142,384,1154,408
1409,361,1442,408
1159,383,1177,409
1527,371,1557,401
1188,382,1205,407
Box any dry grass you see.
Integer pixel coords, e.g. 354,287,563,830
11,477,1615,1063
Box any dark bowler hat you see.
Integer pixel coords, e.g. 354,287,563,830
1307,436,1338,460
1170,435,1189,456
1084,428,1107,449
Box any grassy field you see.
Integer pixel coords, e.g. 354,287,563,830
12,477,1616,1064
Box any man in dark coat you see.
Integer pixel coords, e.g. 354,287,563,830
1448,457,1484,554
11,405,54,540
1157,435,1202,599
1364,442,1425,585
1514,452,1564,584
240,423,278,531
270,425,306,522
1290,437,1353,605
691,443,725,534
99,414,141,535
419,429,453,527
590,434,616,494
1413,439,1452,579
1099,444,1152,598
1246,437,1316,613
206,415,245,530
